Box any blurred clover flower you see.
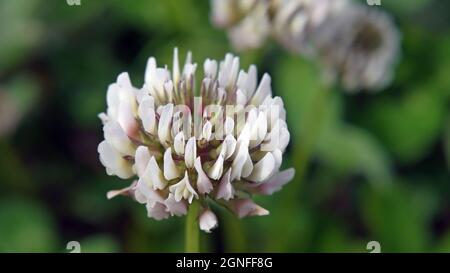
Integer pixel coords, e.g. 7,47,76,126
98,48,294,233
211,0,400,92
312,3,400,91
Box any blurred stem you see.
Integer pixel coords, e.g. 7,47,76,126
185,200,200,253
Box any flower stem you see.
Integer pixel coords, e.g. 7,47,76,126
185,200,200,253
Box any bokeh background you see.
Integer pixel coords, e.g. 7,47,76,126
0,0,449,253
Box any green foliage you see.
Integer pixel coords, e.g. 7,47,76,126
0,0,448,253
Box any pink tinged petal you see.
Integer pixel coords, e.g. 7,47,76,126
106,181,137,199
134,178,164,204
103,121,135,156
250,73,271,106
163,148,181,180
174,132,185,155
199,209,218,233
164,193,187,216
230,199,269,219
98,141,133,179
245,152,275,182
194,157,213,194
118,100,139,139
158,103,174,146
169,171,198,203
184,137,197,168
146,202,169,220
143,156,167,190
134,146,151,177
253,168,295,195
138,97,157,135
216,168,234,201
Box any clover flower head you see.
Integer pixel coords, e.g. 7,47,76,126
211,0,271,51
99,48,294,232
272,0,349,55
312,2,400,91
210,0,400,92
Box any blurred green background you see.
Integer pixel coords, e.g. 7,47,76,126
0,0,449,253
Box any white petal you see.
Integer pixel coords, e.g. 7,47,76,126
224,116,235,136
184,137,197,168
231,141,250,181
138,97,157,135
199,209,218,233
98,141,133,179
250,73,271,106
216,168,233,201
163,148,181,180
134,178,165,204
245,152,275,182
106,181,136,199
221,134,237,160
241,153,254,178
165,193,187,216
194,157,213,194
207,151,225,180
158,103,174,146
236,88,247,105
174,132,185,155
143,156,167,190
134,146,151,177
204,59,218,79
117,100,138,138
169,171,198,203
173,48,180,86
250,111,268,148
146,202,169,220
202,121,213,141
103,121,134,156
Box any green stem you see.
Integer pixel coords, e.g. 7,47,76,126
185,200,200,253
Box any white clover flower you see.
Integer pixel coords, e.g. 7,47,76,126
211,0,271,51
99,48,294,232
312,3,400,91
272,0,349,55
211,0,400,91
